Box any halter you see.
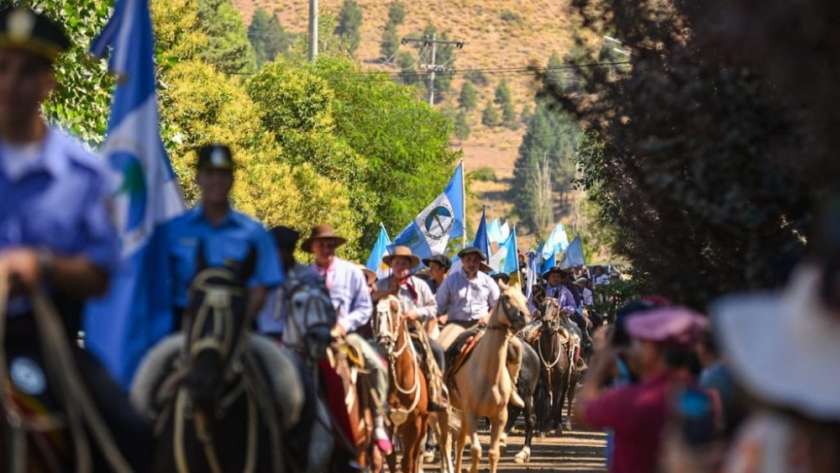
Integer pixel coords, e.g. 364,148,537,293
283,280,335,359
186,268,246,370
374,297,422,425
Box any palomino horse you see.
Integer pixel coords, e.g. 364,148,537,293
447,283,530,473
533,298,578,435
132,245,305,473
373,296,429,473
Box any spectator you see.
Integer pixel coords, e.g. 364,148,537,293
575,307,707,473
593,265,610,286
696,328,742,437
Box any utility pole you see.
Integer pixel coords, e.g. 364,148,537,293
308,0,318,62
401,35,464,105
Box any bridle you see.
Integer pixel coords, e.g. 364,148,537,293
283,280,334,360
186,268,245,369
374,296,422,424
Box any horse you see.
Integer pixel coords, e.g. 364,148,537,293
373,296,431,473
532,298,578,436
131,244,311,473
446,283,530,473
500,340,539,464
0,277,136,473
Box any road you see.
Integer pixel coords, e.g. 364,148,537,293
416,424,607,473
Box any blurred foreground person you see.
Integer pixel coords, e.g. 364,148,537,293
575,306,707,473
712,205,840,473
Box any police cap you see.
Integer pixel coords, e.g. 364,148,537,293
0,7,70,62
197,144,234,171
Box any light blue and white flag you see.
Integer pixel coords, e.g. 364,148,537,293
542,222,570,259
500,219,511,242
560,236,586,269
490,225,519,275
391,162,465,259
540,251,557,275
487,218,503,244
366,224,391,280
525,250,539,299
84,0,186,388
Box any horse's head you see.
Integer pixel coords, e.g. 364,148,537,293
374,295,402,353
494,281,530,331
540,298,564,332
287,281,335,361
183,241,256,413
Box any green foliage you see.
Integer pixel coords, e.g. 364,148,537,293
454,110,470,141
422,23,454,101
481,100,500,127
465,69,488,87
545,51,565,92
520,103,533,124
387,1,405,26
472,166,496,182
591,278,643,320
458,81,478,110
494,79,511,105
499,10,523,23
380,24,400,60
19,0,112,145
395,51,417,84
248,8,291,67
335,0,363,55
196,0,256,74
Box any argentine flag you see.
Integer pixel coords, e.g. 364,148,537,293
84,0,185,388
525,250,539,299
366,224,392,280
559,236,586,269
542,222,570,259
490,225,518,275
391,162,465,259
500,219,511,242
487,218,503,244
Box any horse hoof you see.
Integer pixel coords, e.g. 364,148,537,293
564,420,573,431
423,449,436,464
513,449,531,464
538,431,546,439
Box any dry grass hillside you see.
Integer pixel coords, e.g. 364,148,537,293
233,0,578,241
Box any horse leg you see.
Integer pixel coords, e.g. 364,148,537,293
386,443,398,473
488,410,507,473
564,372,578,432
514,391,533,464
454,421,467,473
501,403,519,455
400,415,426,473
465,413,482,473
433,410,453,473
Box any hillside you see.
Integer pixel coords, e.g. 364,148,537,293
233,0,578,245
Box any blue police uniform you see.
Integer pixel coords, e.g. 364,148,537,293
0,126,153,471
166,206,284,312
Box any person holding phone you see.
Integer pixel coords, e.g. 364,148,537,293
574,306,707,473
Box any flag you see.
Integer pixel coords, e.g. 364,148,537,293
560,236,586,269
540,251,557,275
542,222,570,259
391,162,465,259
500,219,511,242
489,225,519,275
84,0,186,388
472,208,492,260
487,218,503,244
366,224,391,280
525,250,539,299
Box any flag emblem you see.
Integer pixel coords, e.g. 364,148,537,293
423,205,454,240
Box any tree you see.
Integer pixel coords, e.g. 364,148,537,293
494,79,512,105
196,0,257,74
335,0,363,55
481,100,500,127
395,51,417,84
502,101,518,129
248,8,271,65
454,111,470,141
545,51,565,93
458,82,478,110
387,0,405,26
380,1,405,60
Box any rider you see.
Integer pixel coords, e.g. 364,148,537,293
166,144,282,331
0,7,151,469
521,267,580,355
302,224,394,454
435,246,525,408
256,225,325,341
422,253,451,295
372,246,448,411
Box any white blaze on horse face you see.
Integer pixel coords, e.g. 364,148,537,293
375,298,394,341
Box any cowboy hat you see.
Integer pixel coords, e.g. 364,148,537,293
301,224,347,253
358,265,377,286
270,226,300,250
714,264,840,420
479,262,494,274
457,246,487,262
382,246,420,269
541,267,567,279
422,254,452,271
575,277,589,285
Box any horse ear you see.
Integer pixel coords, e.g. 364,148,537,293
237,244,258,282
195,239,208,272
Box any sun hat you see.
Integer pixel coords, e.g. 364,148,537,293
422,254,452,271
612,300,665,347
301,224,347,253
541,267,568,279
575,277,589,285
457,247,487,262
625,306,707,349
358,265,377,286
382,246,420,269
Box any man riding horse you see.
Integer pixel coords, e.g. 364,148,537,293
371,246,448,411
435,247,525,409
0,7,151,470
302,224,394,455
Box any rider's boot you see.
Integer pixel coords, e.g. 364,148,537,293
507,337,526,409
373,415,393,454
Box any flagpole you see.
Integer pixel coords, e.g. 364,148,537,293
460,160,467,249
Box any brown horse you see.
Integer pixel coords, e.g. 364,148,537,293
533,298,579,435
374,296,429,473
447,283,530,473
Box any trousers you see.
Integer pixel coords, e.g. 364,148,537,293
345,333,388,414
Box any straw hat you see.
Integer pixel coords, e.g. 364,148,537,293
358,265,377,286
382,246,420,269
301,224,347,253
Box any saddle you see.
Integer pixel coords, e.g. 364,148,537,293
444,327,485,382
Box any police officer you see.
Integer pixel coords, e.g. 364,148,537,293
0,7,151,470
166,144,283,331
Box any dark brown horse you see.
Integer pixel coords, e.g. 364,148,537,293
532,299,578,435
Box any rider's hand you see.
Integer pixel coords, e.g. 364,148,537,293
478,314,490,326
0,248,42,292
404,310,419,321
331,323,347,339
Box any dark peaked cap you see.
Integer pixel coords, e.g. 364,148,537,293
0,7,70,61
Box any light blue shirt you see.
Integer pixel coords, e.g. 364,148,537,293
528,284,577,315
435,269,500,322
256,261,324,334
0,128,118,316
166,207,283,307
312,257,372,334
